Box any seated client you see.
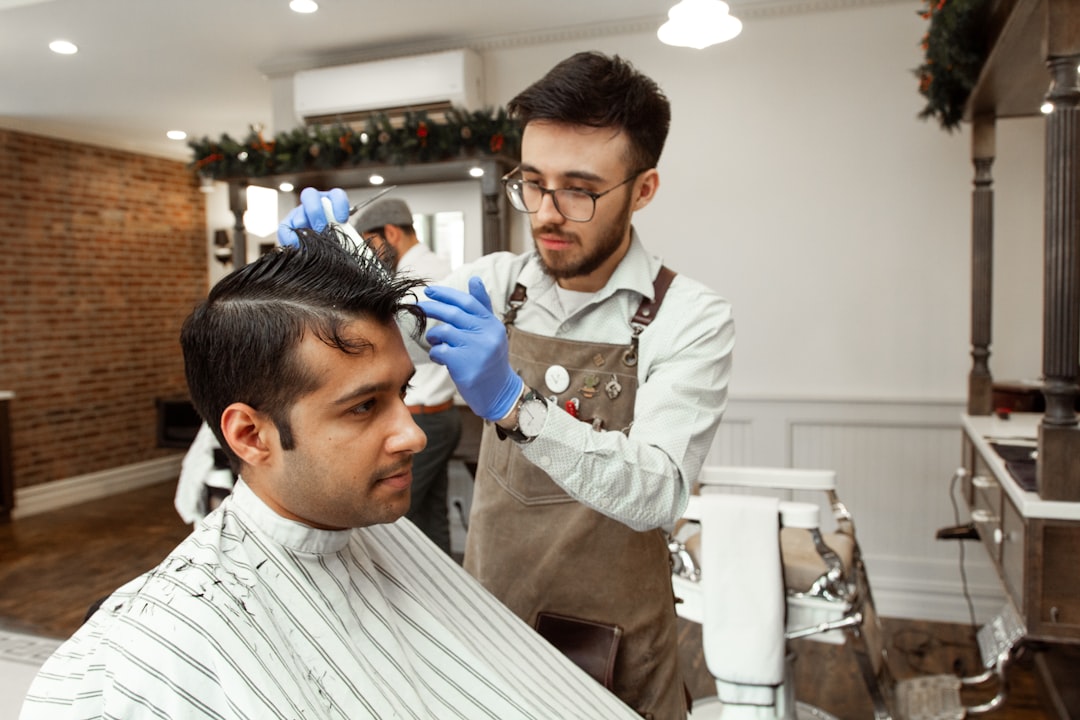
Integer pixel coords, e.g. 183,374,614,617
20,225,640,720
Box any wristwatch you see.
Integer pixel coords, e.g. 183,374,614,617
497,386,548,443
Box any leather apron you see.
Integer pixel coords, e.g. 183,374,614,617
464,268,685,720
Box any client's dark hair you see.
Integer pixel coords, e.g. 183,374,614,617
180,226,426,470
507,51,671,171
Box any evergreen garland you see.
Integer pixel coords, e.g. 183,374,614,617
914,0,992,132
189,106,520,180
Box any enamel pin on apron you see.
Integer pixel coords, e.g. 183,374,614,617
581,374,599,399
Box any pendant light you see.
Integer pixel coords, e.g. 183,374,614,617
658,0,743,49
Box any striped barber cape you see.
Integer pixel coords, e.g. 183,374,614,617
21,479,639,719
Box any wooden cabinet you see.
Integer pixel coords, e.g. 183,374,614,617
962,415,1080,643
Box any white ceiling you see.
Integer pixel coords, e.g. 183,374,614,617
0,0,817,162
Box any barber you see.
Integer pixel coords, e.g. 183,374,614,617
280,51,735,720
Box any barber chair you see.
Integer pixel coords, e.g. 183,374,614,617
671,466,1021,720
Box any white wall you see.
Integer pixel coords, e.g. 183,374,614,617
484,1,1045,400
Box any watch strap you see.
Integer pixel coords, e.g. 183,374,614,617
495,386,546,443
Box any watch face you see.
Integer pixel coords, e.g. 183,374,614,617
518,398,547,437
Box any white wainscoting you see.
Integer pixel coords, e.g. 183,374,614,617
12,455,183,520
707,396,1006,625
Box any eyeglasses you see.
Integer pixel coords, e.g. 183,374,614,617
501,166,650,223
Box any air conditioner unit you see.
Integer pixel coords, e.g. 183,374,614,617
293,49,484,125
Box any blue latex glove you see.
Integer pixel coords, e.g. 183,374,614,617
277,187,350,247
419,277,524,422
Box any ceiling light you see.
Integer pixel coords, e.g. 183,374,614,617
1041,101,1055,115
49,40,78,55
369,174,385,186
658,0,742,50
166,130,187,140
469,166,484,178
289,0,318,13
279,182,294,193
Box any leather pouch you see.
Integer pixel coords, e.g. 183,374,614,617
534,611,622,690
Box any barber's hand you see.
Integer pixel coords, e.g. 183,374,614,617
277,187,350,247
420,277,524,422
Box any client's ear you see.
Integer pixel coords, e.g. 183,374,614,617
220,403,276,468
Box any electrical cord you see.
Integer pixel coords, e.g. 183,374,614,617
889,468,982,677
948,467,980,636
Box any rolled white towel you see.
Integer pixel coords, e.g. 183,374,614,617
699,493,785,707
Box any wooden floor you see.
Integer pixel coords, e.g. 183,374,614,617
0,481,191,638
0,481,1062,720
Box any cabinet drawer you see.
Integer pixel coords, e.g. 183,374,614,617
1000,496,1025,610
970,471,1003,565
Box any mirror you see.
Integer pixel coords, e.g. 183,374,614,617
413,211,465,270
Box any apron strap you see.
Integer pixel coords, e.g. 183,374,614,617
503,283,528,326
625,266,676,367
630,265,676,328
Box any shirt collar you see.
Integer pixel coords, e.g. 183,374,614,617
229,477,351,554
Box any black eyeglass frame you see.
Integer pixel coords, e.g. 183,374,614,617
500,166,651,223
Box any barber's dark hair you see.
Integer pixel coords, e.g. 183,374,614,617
180,226,426,470
507,51,671,170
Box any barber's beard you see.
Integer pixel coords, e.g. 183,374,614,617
534,193,633,281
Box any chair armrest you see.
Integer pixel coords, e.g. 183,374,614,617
699,466,837,493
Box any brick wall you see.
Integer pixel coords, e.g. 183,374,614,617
0,129,207,490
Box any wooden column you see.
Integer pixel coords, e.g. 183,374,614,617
969,118,996,416
1037,47,1080,500
479,158,510,256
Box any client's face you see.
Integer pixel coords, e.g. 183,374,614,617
262,317,426,530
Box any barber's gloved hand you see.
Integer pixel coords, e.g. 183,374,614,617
420,277,524,422
277,187,350,247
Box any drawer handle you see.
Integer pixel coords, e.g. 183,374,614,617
972,475,995,490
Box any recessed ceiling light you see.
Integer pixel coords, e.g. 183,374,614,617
49,40,78,55
279,182,295,193
469,167,484,178
369,174,385,186
166,130,187,140
289,0,318,13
